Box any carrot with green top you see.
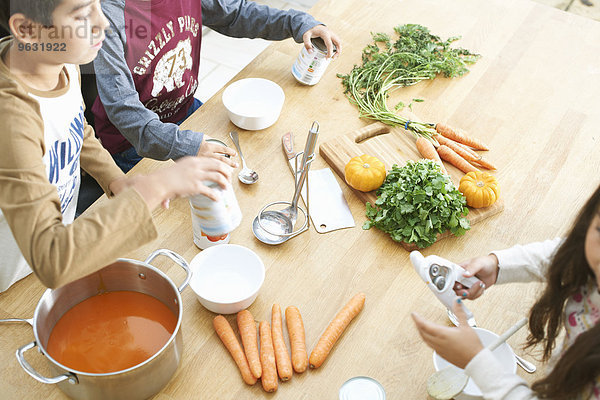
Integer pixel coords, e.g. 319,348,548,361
237,310,261,379
435,135,497,170
435,123,489,151
309,293,366,369
437,145,480,174
452,140,481,159
271,304,293,381
213,315,257,385
453,141,497,170
285,306,308,373
469,156,497,171
415,136,448,175
259,321,278,393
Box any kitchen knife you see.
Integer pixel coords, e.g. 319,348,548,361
282,132,355,233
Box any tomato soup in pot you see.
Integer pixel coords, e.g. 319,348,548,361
46,291,177,373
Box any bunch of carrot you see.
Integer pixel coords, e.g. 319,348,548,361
213,293,366,392
415,123,496,175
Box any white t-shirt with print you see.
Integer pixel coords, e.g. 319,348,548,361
0,64,83,292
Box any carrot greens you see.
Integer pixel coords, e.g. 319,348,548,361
338,24,480,140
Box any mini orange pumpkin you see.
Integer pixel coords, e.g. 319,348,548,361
344,155,386,192
459,171,499,208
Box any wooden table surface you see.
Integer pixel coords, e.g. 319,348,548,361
2,0,600,398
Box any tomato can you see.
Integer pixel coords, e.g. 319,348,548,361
291,37,336,85
189,138,241,241
192,229,230,250
189,182,242,238
205,138,229,151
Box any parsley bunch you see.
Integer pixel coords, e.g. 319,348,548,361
363,160,470,248
338,24,480,140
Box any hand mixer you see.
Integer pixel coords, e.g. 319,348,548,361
410,251,480,322
411,250,537,374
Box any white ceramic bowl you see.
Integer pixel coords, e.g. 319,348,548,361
221,78,285,130
433,327,517,400
189,244,265,314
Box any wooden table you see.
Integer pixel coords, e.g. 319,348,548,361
2,0,600,398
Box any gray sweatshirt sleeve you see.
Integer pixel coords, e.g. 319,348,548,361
93,0,203,160
201,0,321,42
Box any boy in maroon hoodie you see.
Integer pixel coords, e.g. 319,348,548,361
93,0,341,172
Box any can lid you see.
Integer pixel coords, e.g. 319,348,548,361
339,376,386,400
205,138,228,147
205,138,231,158
310,37,337,53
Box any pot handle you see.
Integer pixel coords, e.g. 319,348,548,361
16,341,77,385
0,318,33,326
144,249,191,293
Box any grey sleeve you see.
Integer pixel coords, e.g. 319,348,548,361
202,0,321,42
93,0,203,160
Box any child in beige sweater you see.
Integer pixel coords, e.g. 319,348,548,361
0,0,236,291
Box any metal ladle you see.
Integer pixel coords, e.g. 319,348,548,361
252,122,319,245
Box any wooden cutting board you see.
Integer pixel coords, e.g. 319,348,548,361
319,122,504,250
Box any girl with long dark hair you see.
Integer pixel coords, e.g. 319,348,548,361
412,183,600,399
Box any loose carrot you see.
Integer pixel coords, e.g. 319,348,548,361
259,321,278,393
271,304,293,381
437,145,480,174
415,136,448,175
237,310,261,379
435,123,489,151
309,293,366,369
213,315,257,385
285,306,308,373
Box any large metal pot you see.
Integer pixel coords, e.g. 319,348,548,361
7,249,191,400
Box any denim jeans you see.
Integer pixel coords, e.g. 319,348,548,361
112,97,203,173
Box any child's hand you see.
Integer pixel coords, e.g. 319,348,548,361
412,299,484,369
453,255,500,300
162,155,233,200
109,174,144,196
197,135,238,169
303,24,342,59
132,155,233,210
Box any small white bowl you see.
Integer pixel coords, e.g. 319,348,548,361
189,244,265,314
222,78,285,130
433,327,517,400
